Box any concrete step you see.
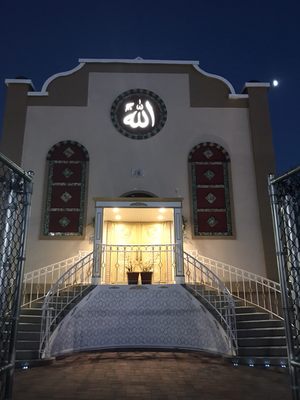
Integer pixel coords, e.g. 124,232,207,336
15,349,40,361
16,340,40,351
236,319,283,329
17,331,40,341
20,308,43,316
17,322,41,332
235,306,258,314
19,315,42,324
238,346,287,357
236,312,270,321
238,337,286,347
237,327,286,338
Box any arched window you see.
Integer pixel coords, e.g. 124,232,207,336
188,142,233,236
43,141,89,237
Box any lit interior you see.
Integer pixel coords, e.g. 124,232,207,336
102,207,175,284
103,207,174,246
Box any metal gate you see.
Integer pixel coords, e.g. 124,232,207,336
0,153,33,400
269,166,300,400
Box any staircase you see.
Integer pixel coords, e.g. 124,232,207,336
235,300,287,367
16,285,95,367
16,285,287,368
16,305,43,367
16,250,287,368
185,285,287,367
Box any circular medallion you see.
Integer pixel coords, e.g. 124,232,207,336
111,89,167,140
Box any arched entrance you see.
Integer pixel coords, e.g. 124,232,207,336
92,198,184,285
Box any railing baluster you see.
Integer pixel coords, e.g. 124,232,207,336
40,252,94,358
182,250,237,353
189,250,282,320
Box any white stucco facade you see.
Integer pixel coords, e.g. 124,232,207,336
1,59,276,279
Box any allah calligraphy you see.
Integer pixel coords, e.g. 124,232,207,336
123,99,155,129
111,89,167,140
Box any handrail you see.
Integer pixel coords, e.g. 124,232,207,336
22,250,90,307
188,250,282,319
183,251,237,354
98,243,177,284
40,251,94,358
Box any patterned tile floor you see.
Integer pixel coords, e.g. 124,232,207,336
13,351,292,400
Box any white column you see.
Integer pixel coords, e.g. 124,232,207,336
174,207,185,284
92,207,103,284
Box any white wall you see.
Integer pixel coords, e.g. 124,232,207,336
21,71,265,276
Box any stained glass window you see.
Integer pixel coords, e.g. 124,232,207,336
43,141,89,237
188,142,233,236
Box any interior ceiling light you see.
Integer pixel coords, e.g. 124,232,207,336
113,208,119,213
159,208,166,213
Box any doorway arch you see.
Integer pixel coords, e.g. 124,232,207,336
120,190,158,198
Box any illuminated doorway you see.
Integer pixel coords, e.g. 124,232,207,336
93,198,184,284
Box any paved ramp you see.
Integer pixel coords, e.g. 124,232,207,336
49,285,231,356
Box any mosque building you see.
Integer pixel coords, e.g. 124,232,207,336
0,57,276,284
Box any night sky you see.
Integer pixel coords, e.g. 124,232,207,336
0,0,299,175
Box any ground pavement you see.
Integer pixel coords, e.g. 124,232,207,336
13,351,292,400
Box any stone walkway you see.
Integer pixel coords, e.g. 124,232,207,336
13,351,292,400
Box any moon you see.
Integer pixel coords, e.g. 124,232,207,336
272,79,279,87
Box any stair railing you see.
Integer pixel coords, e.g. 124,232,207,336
188,250,282,319
40,251,93,358
183,251,237,354
22,250,90,308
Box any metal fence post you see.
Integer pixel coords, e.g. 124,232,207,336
0,153,33,400
269,172,300,400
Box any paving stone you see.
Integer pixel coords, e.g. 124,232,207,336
13,351,292,400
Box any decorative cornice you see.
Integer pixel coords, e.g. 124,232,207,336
5,79,35,90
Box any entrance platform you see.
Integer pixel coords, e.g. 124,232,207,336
48,285,231,357
13,351,291,400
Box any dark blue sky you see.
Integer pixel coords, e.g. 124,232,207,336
0,0,299,175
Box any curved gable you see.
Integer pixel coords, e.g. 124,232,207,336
27,59,248,108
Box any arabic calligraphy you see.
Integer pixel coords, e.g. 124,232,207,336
123,99,155,129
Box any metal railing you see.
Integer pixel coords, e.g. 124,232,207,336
183,251,237,354
187,250,282,319
0,153,33,400
22,250,90,307
269,166,300,400
40,252,93,358
98,243,176,284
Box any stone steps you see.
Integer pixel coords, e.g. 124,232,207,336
15,284,95,367
185,284,287,367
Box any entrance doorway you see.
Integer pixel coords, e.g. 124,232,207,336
93,198,184,284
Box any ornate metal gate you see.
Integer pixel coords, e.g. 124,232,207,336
269,166,300,400
0,153,33,400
